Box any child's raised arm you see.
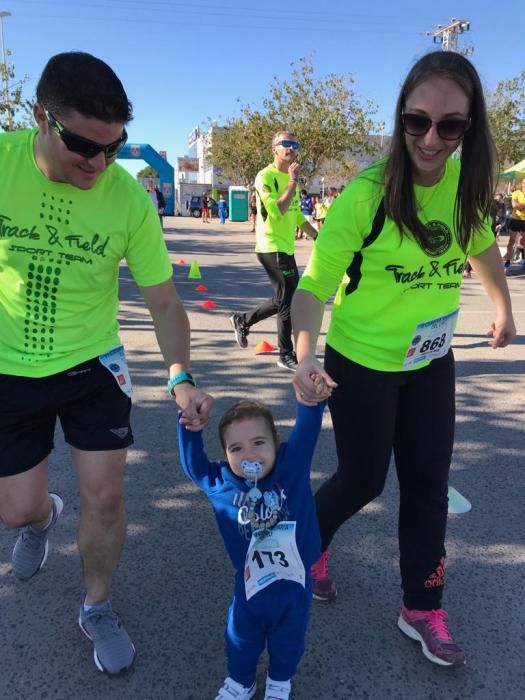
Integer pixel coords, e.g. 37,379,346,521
285,400,326,464
176,413,215,488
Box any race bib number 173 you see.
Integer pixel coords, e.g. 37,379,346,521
244,521,305,600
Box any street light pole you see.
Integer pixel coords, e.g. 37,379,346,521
0,10,12,130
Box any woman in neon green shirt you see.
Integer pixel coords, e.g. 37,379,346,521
291,51,515,668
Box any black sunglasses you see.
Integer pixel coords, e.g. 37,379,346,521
402,113,471,141
44,109,128,159
275,139,300,150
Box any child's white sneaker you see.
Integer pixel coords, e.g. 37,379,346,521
264,677,291,700
215,676,256,700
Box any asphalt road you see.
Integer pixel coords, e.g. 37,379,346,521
1,216,524,700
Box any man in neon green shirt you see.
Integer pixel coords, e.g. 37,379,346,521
503,179,525,272
0,52,213,675
229,130,317,371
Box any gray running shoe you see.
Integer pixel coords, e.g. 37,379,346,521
11,493,63,579
79,599,136,674
229,313,249,349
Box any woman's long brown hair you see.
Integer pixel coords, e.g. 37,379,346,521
384,51,497,252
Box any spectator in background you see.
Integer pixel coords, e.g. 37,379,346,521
314,197,327,231
298,189,315,239
516,231,525,264
491,193,506,240
156,185,166,226
147,181,165,227
202,193,210,223
504,180,525,273
218,194,227,224
323,187,338,215
249,189,257,232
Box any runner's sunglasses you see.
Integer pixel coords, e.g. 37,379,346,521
44,109,128,159
275,139,300,150
402,113,471,141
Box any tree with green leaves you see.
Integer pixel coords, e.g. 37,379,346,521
317,157,361,187
487,71,525,168
0,53,34,132
136,165,158,180
205,112,274,187
209,57,382,187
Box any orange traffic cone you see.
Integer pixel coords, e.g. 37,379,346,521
177,258,186,264
254,340,276,354
195,284,208,292
202,299,217,309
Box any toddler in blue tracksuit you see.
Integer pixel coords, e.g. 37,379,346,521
177,399,325,700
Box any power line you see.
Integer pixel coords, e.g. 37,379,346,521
6,13,429,37
8,0,434,32
11,0,436,25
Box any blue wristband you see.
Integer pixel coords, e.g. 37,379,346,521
167,372,195,397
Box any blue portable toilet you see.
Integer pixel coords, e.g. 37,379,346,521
228,186,249,222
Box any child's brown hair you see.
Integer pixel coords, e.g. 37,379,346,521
218,400,279,451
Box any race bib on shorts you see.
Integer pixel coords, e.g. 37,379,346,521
98,345,133,397
402,309,458,369
244,521,305,600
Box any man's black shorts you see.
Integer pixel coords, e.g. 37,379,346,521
508,218,525,233
0,357,133,478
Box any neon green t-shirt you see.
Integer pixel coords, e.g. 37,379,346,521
511,189,525,222
298,158,495,372
254,163,306,255
0,129,173,377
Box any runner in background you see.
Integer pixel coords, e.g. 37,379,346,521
249,188,257,232
504,180,525,273
229,130,317,372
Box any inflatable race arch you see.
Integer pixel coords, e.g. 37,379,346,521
118,143,175,215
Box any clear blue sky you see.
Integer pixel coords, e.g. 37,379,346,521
2,0,524,177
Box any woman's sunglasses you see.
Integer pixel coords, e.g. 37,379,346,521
402,113,471,141
44,109,128,159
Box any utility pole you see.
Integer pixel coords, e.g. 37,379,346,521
0,10,12,129
424,17,473,55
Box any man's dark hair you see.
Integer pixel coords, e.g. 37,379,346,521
36,52,133,124
384,50,496,252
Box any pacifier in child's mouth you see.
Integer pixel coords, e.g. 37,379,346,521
240,460,263,480
241,460,263,500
